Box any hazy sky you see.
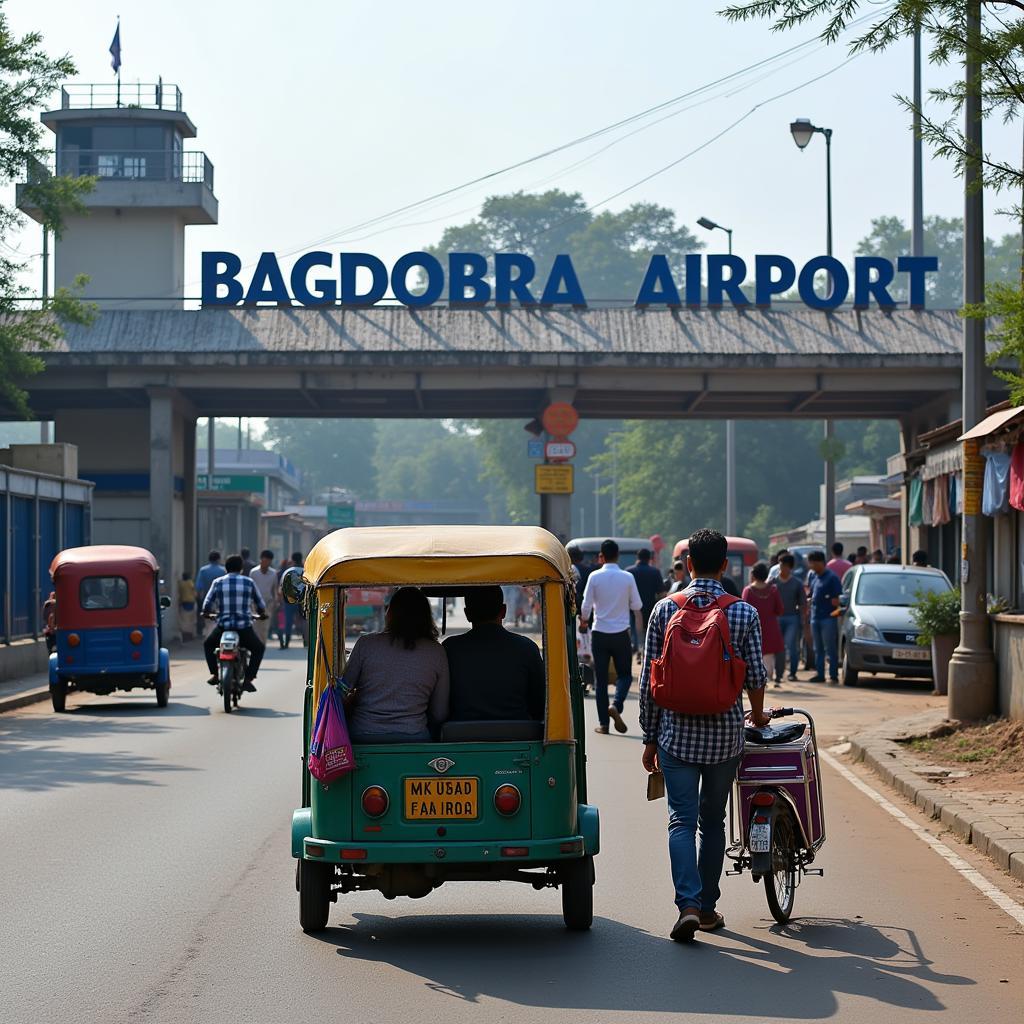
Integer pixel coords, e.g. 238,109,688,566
6,0,1024,300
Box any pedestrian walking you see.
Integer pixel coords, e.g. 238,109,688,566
855,545,869,565
195,551,226,638
912,549,929,567
566,544,591,610
289,551,309,647
627,547,667,657
826,542,852,581
240,547,256,575
639,528,768,943
667,560,687,594
178,572,197,642
741,562,783,686
806,551,842,683
767,548,789,582
772,554,805,683
249,549,279,646
579,539,643,735
42,591,57,654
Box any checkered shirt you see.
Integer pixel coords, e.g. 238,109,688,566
638,578,767,764
201,572,265,629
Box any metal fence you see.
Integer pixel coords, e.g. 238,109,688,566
60,82,184,111
0,469,92,643
42,149,214,191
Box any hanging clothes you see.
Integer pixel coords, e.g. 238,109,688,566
983,450,1012,515
909,477,924,526
922,478,935,526
950,473,961,516
932,473,951,525
1010,442,1024,512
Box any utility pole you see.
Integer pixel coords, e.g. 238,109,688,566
824,420,836,554
726,420,737,536
948,0,996,719
912,22,925,260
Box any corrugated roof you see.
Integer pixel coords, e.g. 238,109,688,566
38,307,966,359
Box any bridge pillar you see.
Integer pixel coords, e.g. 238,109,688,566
540,493,572,546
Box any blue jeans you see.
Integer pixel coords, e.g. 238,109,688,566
812,616,839,680
659,748,741,912
777,614,801,679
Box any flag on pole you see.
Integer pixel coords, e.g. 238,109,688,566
109,23,121,74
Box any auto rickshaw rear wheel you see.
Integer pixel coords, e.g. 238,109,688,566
299,858,333,933
155,679,170,708
560,854,594,931
49,677,67,713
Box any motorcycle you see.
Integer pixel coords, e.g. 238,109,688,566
727,707,826,923
206,613,266,713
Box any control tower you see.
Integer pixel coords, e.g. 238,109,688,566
19,82,217,309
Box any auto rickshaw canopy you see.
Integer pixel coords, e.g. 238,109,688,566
50,545,160,578
303,526,576,744
303,525,574,588
49,545,162,630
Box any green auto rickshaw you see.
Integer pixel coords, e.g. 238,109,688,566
286,525,599,932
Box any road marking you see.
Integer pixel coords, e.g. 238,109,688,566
820,749,1024,928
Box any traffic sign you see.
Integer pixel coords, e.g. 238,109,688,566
544,440,576,462
535,464,574,494
527,439,544,458
541,402,579,438
327,503,356,527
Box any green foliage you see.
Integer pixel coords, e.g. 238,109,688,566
423,189,701,300
910,586,961,644
965,281,1024,405
856,214,1022,308
0,5,97,417
744,504,790,549
263,419,378,497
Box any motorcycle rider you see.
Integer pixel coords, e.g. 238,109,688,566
202,553,267,692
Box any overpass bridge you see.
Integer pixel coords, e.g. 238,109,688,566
11,304,996,611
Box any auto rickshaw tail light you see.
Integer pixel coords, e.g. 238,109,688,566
67,633,80,647
560,840,583,854
494,784,522,816
129,630,143,644
752,792,775,807
341,848,367,860
361,785,389,818
500,847,529,857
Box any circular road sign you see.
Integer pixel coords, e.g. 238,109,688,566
545,440,576,462
541,402,579,438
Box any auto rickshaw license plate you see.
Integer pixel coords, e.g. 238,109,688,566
404,777,479,820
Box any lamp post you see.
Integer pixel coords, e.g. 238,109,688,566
791,118,836,553
697,216,737,536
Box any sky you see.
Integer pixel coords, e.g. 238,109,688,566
5,0,1024,301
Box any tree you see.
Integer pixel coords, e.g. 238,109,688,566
423,188,702,301
0,7,96,417
263,419,378,498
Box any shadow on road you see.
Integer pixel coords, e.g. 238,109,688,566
0,713,196,792
315,912,971,1016
70,699,210,718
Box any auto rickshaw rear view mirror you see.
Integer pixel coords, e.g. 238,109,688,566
281,566,307,605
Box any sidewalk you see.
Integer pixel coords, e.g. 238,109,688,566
849,708,1024,884
0,669,51,713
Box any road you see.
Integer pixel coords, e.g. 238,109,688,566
1,646,1021,1024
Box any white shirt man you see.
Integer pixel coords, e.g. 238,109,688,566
579,540,643,735
249,552,279,645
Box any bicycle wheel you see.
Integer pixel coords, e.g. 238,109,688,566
764,811,797,924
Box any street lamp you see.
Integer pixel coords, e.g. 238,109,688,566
698,214,736,536
697,216,733,256
790,118,836,554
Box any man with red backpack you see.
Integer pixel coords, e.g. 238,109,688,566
639,528,769,943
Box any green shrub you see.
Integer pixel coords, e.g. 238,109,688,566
910,588,961,646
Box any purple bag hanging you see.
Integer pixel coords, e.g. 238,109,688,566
308,685,355,783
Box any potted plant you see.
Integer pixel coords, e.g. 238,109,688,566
910,588,961,696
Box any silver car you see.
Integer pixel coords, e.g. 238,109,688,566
838,564,953,686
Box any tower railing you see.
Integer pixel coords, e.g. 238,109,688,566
59,83,184,111
33,149,214,191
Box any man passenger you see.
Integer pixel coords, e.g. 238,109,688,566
444,586,545,722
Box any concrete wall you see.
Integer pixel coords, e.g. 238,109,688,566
55,210,185,310
0,638,50,684
992,615,1024,721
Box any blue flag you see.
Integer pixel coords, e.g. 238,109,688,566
109,23,121,73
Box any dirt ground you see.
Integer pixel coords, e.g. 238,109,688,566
904,718,1024,792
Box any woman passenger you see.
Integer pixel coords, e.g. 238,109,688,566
344,587,449,743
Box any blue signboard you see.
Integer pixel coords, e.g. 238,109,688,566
527,440,544,459
201,250,939,311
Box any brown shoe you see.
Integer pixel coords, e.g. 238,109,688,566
671,907,700,943
594,725,609,735
699,911,725,932
608,706,628,733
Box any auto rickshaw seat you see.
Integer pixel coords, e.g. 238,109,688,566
439,720,544,743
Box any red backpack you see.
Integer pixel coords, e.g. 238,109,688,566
650,592,747,715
